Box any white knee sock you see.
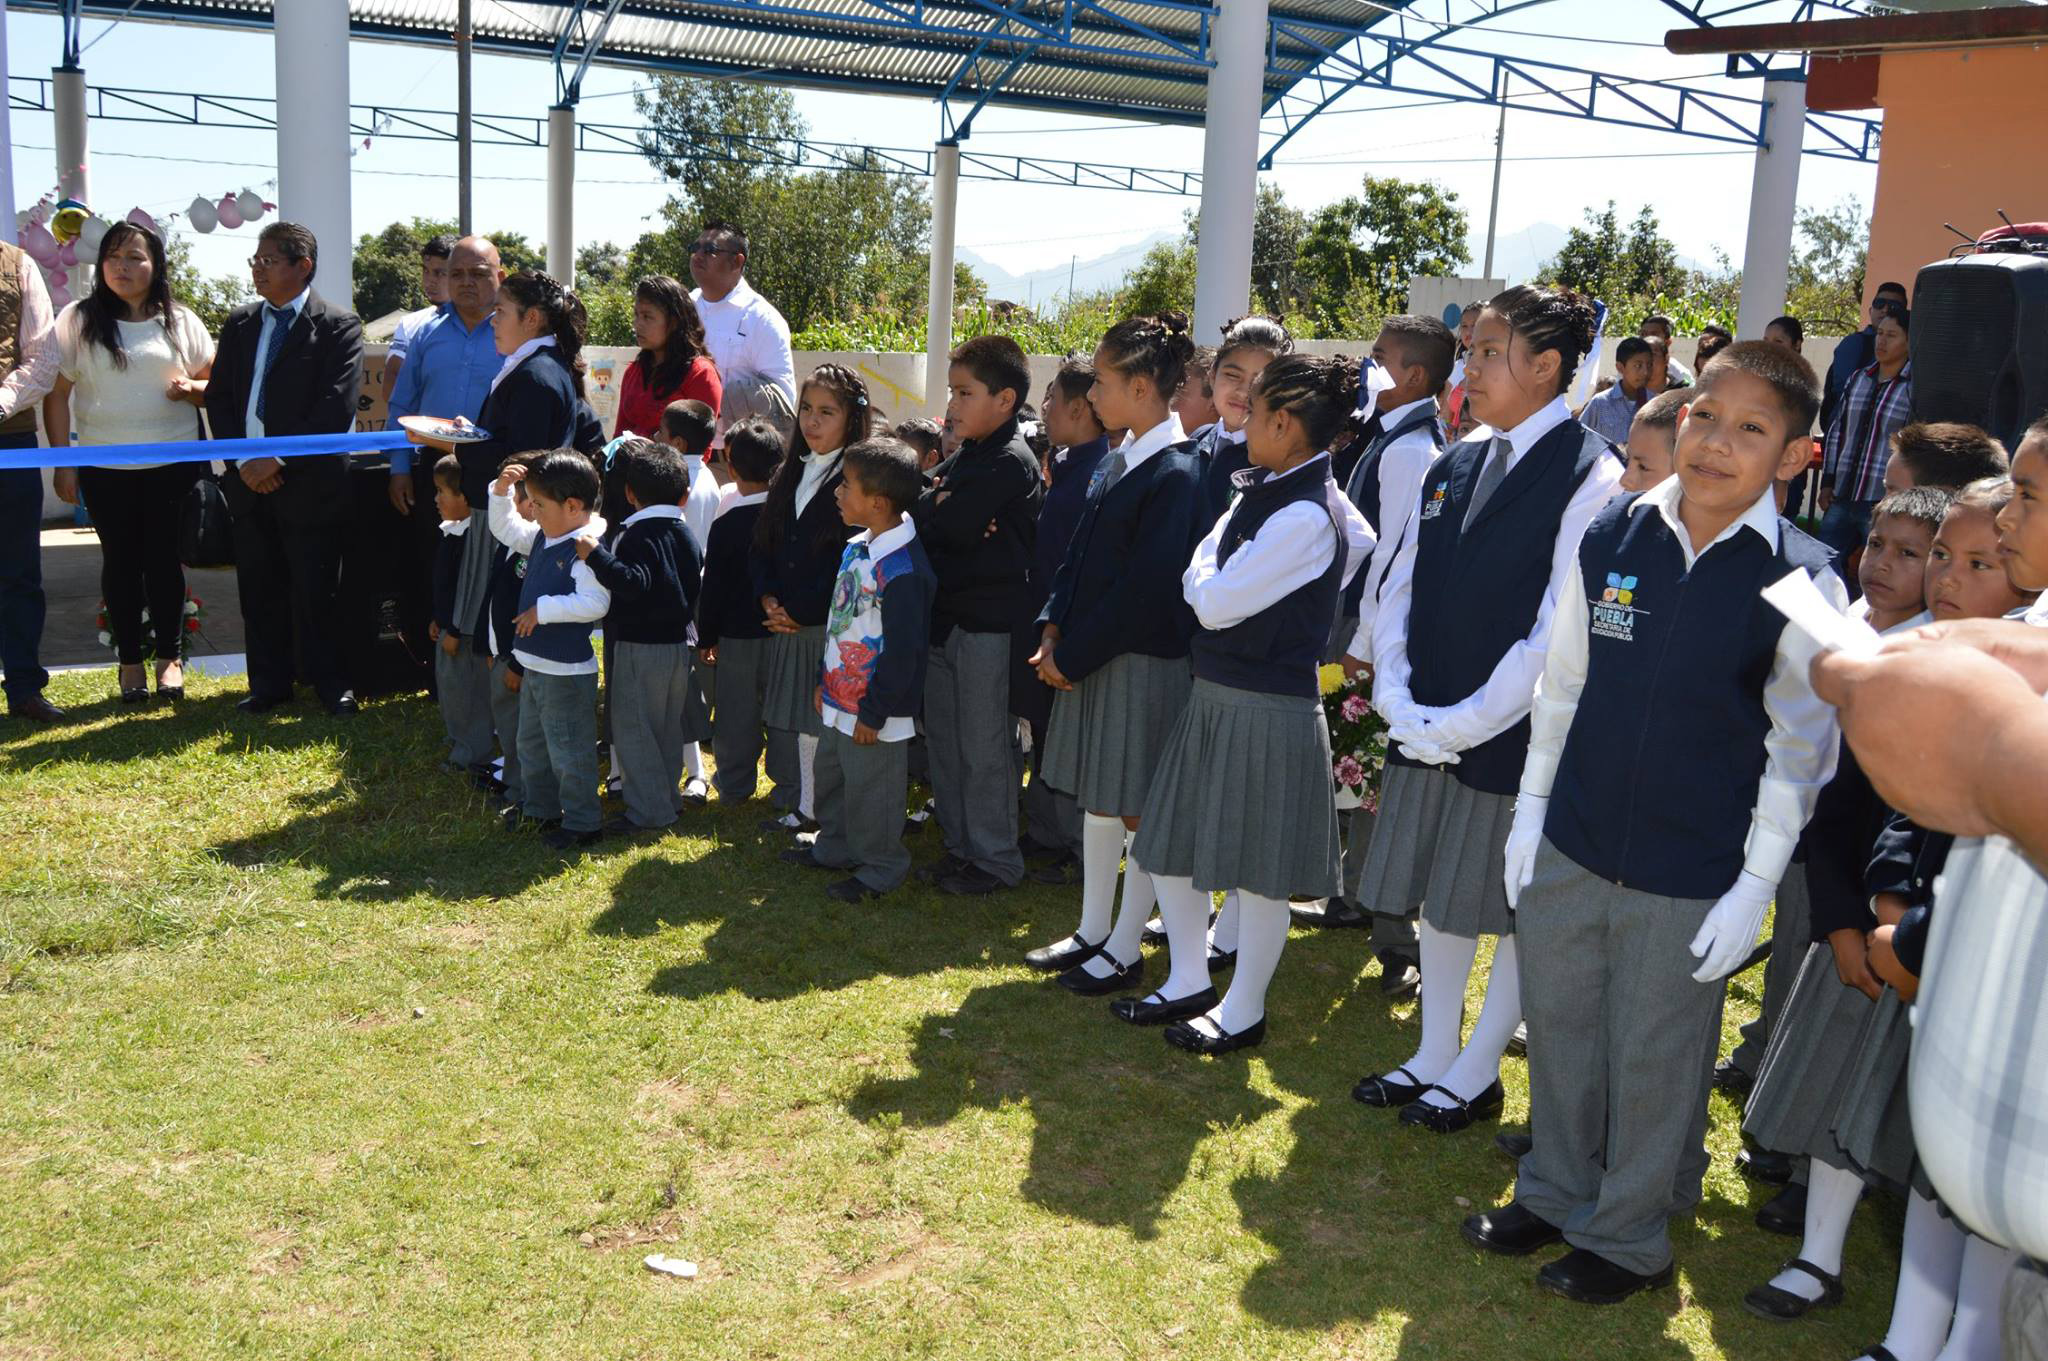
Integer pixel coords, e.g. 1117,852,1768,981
1422,935,1523,1107
1767,1159,1865,1301
797,734,818,819
1402,921,1478,1085
1213,892,1287,1033
1084,837,1156,976
1061,813,1126,949
683,741,705,781
1209,891,1240,954
1872,1191,1966,1361
1149,872,1215,1003
1932,1234,2019,1361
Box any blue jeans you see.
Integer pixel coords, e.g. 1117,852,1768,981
1816,495,1876,581
517,668,601,832
0,453,49,706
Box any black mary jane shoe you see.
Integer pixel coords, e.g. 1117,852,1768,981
1737,1145,1796,1186
1110,987,1218,1027
1743,1257,1845,1321
1163,1014,1266,1056
1056,953,1142,996
1459,1202,1562,1257
1290,896,1372,929
1536,1247,1676,1306
1139,914,1167,946
1024,935,1102,972
1206,943,1237,971
1352,1064,1430,1109
1754,1181,1807,1237
1399,1080,1505,1134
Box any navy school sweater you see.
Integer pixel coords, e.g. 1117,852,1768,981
1866,811,1954,978
1797,743,1892,942
749,463,855,628
431,526,466,637
1197,425,1252,523
481,538,526,673
912,417,1043,640
698,499,769,650
581,509,702,646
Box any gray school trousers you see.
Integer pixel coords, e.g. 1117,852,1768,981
518,668,601,833
1513,838,1727,1277
813,725,912,892
436,632,496,769
924,629,1024,885
1724,862,1812,1079
1021,716,1082,856
488,655,524,806
708,636,797,807
612,640,691,829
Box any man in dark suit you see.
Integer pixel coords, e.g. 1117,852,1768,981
203,222,365,716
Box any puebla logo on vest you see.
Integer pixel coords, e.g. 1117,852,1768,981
1419,480,1450,521
1590,573,1643,642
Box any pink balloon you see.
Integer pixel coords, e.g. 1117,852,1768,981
215,195,244,230
47,280,71,308
19,220,58,265
56,241,77,268
125,207,159,233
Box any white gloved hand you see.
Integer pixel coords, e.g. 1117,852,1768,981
1688,871,1778,982
1502,792,1548,911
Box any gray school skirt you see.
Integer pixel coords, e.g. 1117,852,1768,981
1039,651,1192,817
761,624,826,736
1360,761,1516,937
1835,986,1922,1196
1743,942,1879,1169
1130,679,1343,901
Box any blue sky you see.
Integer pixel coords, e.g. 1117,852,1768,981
2,2,1880,296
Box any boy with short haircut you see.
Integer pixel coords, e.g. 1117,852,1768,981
1580,337,1655,448
912,334,1044,896
657,398,725,804
1856,485,1948,630
698,418,791,806
429,453,497,777
488,449,612,853
576,438,703,834
782,438,937,901
895,417,945,473
1881,420,2008,496
1468,341,1845,1304
1618,388,1686,492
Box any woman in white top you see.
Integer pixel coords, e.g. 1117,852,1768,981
45,223,214,703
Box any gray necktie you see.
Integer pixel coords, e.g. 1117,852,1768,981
1463,436,1509,528
1092,448,1128,498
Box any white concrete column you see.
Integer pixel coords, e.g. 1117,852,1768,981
1191,0,1269,338
925,140,961,414
548,105,576,284
274,0,353,304
0,12,18,247
1737,77,1805,340
53,66,89,206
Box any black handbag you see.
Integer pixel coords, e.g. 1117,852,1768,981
178,471,235,568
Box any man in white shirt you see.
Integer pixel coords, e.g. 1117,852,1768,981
688,221,795,407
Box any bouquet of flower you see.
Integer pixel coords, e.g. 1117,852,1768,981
1319,662,1391,813
95,591,205,662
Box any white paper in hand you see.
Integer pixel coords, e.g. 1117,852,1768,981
1763,569,1881,659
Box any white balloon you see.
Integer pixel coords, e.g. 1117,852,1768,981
77,215,109,252
236,189,265,223
186,196,218,234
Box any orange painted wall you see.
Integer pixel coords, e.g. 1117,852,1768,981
1864,46,2048,309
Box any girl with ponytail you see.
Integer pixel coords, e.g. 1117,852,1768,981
1117,354,1375,1052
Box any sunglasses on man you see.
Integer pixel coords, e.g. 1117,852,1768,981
689,242,738,257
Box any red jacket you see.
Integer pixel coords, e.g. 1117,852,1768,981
613,353,722,439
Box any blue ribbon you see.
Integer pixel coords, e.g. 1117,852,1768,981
0,428,417,471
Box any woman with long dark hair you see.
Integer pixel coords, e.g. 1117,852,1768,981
45,221,214,703
613,274,721,439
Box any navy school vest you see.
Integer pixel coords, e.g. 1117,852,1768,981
1341,403,1446,617
514,533,597,667
1190,457,1352,700
1544,497,1836,900
1391,419,1609,795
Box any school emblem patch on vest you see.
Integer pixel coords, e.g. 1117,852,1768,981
1419,480,1450,521
1591,573,1642,642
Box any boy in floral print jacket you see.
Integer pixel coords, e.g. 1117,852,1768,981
784,438,938,902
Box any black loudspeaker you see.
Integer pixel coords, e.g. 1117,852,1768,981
341,457,431,698
1910,253,2048,448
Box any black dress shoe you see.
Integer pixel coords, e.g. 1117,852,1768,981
825,876,883,903
1164,1014,1266,1055
236,693,290,716
1206,943,1237,970
324,691,359,717
9,695,66,723
1754,1181,1807,1237
1110,987,1218,1026
1017,834,1068,865
542,825,602,853
1353,1064,1430,1108
1057,953,1142,995
937,863,1008,897
759,813,819,836
1713,1057,1757,1096
1027,853,1082,885
1744,1257,1844,1320
1536,1247,1675,1305
1459,1202,1563,1257
1023,935,1101,972
913,852,968,884
1738,1146,1796,1186
1495,1129,1534,1161
1291,897,1372,929
1399,1080,1505,1134
779,847,834,871
1379,955,1422,998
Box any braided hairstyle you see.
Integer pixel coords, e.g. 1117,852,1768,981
1251,353,1362,455
1215,313,1293,368
754,363,873,555
1483,284,1600,398
1097,310,1197,400
499,270,589,399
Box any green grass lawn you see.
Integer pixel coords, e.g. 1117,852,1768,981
0,670,1904,1359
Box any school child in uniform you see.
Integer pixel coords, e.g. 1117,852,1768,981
1294,316,1454,998
1023,313,1206,994
698,418,787,805
1464,341,1840,1305
1879,420,2009,498
911,335,1044,896
894,417,946,474
1116,354,1375,1051
428,454,496,778
487,448,612,854
1016,359,1112,881
576,438,702,834
655,399,724,805
751,365,869,837
481,467,535,810
1352,286,1621,1133
1174,345,1219,435
1618,388,1688,494
779,439,937,901
1196,317,1293,522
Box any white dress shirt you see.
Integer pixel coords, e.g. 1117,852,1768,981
1517,477,1846,888
1185,453,1374,631
692,276,796,405
681,455,724,552
242,285,310,440
490,334,556,396
1371,395,1623,750
0,251,59,424
1344,394,1442,660
714,488,768,520
793,448,842,519
487,487,611,675
1119,412,1188,476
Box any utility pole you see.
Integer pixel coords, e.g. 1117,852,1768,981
1482,96,1507,280
457,0,474,233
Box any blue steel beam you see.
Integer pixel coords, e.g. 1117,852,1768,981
552,0,631,105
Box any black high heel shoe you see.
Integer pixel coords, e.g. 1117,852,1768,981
154,661,185,701
118,665,148,705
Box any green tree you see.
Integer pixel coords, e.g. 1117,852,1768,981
350,218,544,321
165,234,250,336
1251,182,1308,314
1790,196,1870,331
1293,176,1469,334
1117,238,1198,317
1543,202,1682,304
576,240,629,289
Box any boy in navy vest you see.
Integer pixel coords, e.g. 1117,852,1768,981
577,438,703,835
699,418,788,806
488,449,612,854
782,439,937,902
1464,341,1844,1305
